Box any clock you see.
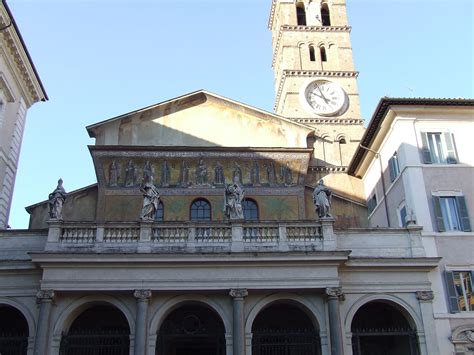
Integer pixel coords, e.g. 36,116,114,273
301,80,348,117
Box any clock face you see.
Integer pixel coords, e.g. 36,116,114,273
303,80,348,116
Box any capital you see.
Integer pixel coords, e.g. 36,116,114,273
229,289,248,299
325,287,343,299
416,290,434,302
134,289,152,300
36,289,55,303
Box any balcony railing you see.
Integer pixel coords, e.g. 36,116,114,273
46,220,331,253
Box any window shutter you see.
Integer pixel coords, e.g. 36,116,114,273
420,132,432,164
389,157,396,182
456,196,471,232
432,196,445,232
445,271,460,313
444,133,458,164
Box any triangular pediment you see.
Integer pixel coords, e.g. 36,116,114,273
87,90,313,148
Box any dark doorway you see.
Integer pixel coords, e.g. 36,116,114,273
60,304,130,355
351,301,420,355
156,304,225,355
252,303,321,355
0,305,28,355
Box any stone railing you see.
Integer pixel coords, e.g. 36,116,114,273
45,220,334,253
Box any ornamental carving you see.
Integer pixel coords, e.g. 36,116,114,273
451,325,474,353
325,287,343,299
229,289,248,299
416,290,434,302
36,289,55,302
134,289,152,300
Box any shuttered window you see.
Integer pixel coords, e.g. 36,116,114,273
432,195,471,232
420,132,458,164
388,152,400,182
445,271,474,312
367,194,377,214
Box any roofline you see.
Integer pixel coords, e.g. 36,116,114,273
347,97,474,177
86,89,314,137
1,0,48,101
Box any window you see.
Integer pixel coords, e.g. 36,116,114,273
309,45,316,62
399,204,407,227
388,152,400,182
321,4,331,26
190,198,211,221
433,195,471,232
155,201,164,221
367,194,377,214
296,3,306,26
320,46,327,62
445,271,474,312
243,199,259,221
420,132,457,164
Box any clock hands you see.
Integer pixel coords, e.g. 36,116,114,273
314,83,330,104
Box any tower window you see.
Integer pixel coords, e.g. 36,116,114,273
320,46,327,62
296,3,307,26
321,4,331,26
309,45,316,62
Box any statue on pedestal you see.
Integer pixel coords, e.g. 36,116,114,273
48,178,67,220
224,176,245,220
313,179,332,218
140,179,160,221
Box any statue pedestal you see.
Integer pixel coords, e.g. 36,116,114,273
320,217,336,250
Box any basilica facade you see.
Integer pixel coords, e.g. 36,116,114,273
0,1,472,355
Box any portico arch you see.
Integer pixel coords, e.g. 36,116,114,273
0,302,31,355
0,298,36,337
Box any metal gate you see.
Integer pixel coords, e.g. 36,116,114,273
0,332,28,355
252,329,321,355
59,330,130,355
352,328,420,355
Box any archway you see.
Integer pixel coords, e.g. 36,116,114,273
156,303,225,355
351,301,420,355
0,305,29,355
252,303,321,355
59,304,130,355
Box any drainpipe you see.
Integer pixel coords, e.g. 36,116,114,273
359,144,391,227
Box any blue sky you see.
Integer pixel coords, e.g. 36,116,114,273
7,0,474,228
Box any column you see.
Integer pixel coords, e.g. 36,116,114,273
326,287,344,355
230,288,248,355
134,289,152,355
33,289,55,355
416,290,439,355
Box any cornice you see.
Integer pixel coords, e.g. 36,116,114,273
308,166,348,173
0,5,47,106
274,70,359,111
272,25,351,68
293,117,364,125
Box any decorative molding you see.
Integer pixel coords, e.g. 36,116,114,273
293,118,364,125
416,290,434,302
325,287,343,299
36,289,55,302
0,73,15,102
229,289,248,299
272,25,351,67
274,70,359,111
134,289,152,300
308,166,348,173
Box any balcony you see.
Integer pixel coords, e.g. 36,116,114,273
45,220,336,253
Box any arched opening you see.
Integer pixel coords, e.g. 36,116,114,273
156,303,225,355
243,199,259,220
338,136,347,165
190,198,211,221
296,3,307,26
321,4,331,26
320,46,327,62
351,301,420,355
252,303,321,355
0,305,28,355
59,304,130,355
155,201,164,221
309,45,316,62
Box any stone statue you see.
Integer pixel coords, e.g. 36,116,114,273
265,161,277,185
178,160,190,187
195,159,208,185
313,179,332,218
280,162,293,186
214,162,225,185
160,160,171,187
48,178,67,220
250,161,260,185
140,180,160,220
224,176,245,220
108,160,119,187
233,162,242,184
143,161,154,183
125,160,136,187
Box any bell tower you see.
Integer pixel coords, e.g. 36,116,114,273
269,0,364,167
